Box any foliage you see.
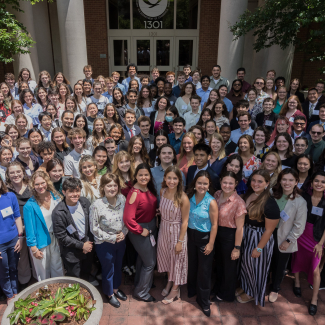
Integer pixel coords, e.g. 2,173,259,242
230,0,325,74
7,283,96,325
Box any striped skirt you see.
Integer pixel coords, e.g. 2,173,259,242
240,225,274,307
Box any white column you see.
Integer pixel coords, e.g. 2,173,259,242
10,1,40,80
56,0,88,85
217,0,248,81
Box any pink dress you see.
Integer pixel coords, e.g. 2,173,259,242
157,189,188,285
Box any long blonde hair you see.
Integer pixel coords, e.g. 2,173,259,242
91,118,108,148
177,132,197,168
112,151,135,189
209,133,226,159
79,155,100,201
259,152,282,187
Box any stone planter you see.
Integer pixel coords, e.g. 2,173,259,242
1,277,103,325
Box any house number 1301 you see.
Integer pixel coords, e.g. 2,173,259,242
144,21,163,29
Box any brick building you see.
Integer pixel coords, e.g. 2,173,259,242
0,0,322,88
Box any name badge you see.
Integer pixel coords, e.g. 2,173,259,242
26,169,32,176
312,206,323,216
313,110,319,115
181,105,187,110
1,206,13,218
150,144,154,149
289,117,294,123
150,234,156,247
244,170,253,178
67,224,77,234
0,112,3,117
282,165,289,170
280,210,290,222
265,120,273,126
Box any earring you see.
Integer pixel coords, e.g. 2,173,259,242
265,186,268,190
194,188,196,190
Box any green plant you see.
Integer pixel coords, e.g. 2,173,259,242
67,293,96,322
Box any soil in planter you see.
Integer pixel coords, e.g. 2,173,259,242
17,283,93,325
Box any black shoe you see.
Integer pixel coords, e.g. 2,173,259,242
309,302,318,316
293,285,301,298
19,283,28,292
132,295,156,302
196,298,211,317
108,294,121,308
115,290,127,301
187,292,196,298
151,283,156,289
211,295,223,302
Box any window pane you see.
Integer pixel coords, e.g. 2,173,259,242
176,0,198,29
132,0,174,29
178,40,193,66
137,40,150,66
109,0,130,29
113,40,128,66
156,40,170,66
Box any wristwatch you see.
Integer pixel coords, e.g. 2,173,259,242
286,239,291,243
234,246,241,250
256,247,262,253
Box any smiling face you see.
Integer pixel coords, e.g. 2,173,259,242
312,175,325,193
194,149,210,168
254,130,266,145
210,138,222,154
132,139,142,154
276,120,289,133
226,159,241,174
275,136,289,152
125,113,136,127
310,125,324,142
201,111,211,123
8,165,24,184
280,173,298,194
182,137,194,153
75,117,85,129
221,176,237,194
24,92,34,105
263,100,274,114
254,79,264,91
1,83,9,95
238,138,250,153
195,176,210,195
41,116,52,130
139,121,150,136
63,188,81,205
158,98,167,111
212,67,221,79
238,115,250,130
136,168,150,187
87,104,98,117
294,139,307,155
66,99,75,111
293,119,305,133
48,165,64,182
22,71,30,81
248,90,257,102
0,149,13,166
152,70,160,80
81,161,96,178
164,171,179,190
18,142,32,158
156,135,168,148
266,79,274,90
191,128,202,142
40,149,54,163
118,157,131,173
29,132,42,146
159,147,174,165
71,135,86,150
52,131,65,146
34,176,48,195
8,127,19,141
110,127,122,141
297,157,310,174
16,118,27,130
104,180,119,198
94,120,104,134
206,121,216,135
62,112,74,128
250,174,269,194
263,154,278,173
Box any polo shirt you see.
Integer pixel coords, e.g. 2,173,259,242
102,92,113,102
63,148,92,177
39,126,54,142
230,127,254,144
196,87,212,108
184,110,201,131
23,103,43,125
86,96,110,115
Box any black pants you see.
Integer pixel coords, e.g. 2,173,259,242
122,234,137,269
213,226,237,301
187,228,214,310
270,228,291,293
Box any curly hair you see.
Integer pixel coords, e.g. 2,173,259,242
37,140,56,154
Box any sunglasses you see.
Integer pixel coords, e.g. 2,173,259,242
311,131,323,135
255,82,264,85
294,123,305,126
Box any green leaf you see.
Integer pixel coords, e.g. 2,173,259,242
67,299,79,306
14,311,21,325
53,307,70,317
41,309,53,317
55,288,63,302
64,291,80,301
79,294,85,305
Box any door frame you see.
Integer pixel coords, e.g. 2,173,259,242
108,37,131,73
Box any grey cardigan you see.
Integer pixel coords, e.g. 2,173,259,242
277,194,307,253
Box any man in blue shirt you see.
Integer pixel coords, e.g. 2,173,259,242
196,75,212,109
172,72,186,98
168,117,186,154
111,72,126,95
122,63,141,92
183,64,193,83
230,111,254,144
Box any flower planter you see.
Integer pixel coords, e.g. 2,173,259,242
1,277,103,325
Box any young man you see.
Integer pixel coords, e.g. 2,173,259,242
122,63,141,92
48,88,60,109
168,117,186,154
220,124,237,155
155,77,166,97
230,111,254,144
316,81,325,103
38,112,54,141
123,109,141,142
236,67,251,93
111,71,126,95
186,143,221,193
140,75,150,87
64,128,91,178
266,70,276,80
306,124,325,162
172,71,186,98
164,82,177,105
86,81,110,116
149,67,160,85
218,85,233,117
275,76,285,89
230,100,256,131
138,116,154,154
52,178,98,286
4,73,18,99
102,77,114,102
184,95,201,131
209,65,230,91
291,116,308,139
196,75,212,109
302,87,323,125
121,89,145,124
38,141,55,171
183,64,192,83
307,103,325,133
60,111,74,145
83,65,94,85
255,98,277,133
166,71,176,87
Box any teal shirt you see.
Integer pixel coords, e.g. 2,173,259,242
273,99,287,115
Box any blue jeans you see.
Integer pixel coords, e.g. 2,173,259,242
95,240,126,296
0,236,20,298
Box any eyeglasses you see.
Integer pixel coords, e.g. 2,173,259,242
311,131,323,135
288,101,297,104
294,122,305,126
255,82,264,85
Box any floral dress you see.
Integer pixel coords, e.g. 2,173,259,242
242,155,261,184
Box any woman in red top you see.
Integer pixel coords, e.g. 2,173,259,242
123,163,158,302
279,95,306,130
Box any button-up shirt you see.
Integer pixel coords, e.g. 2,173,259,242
193,163,209,178
222,97,234,113
114,83,126,95
39,126,54,142
230,127,254,144
63,149,92,177
196,87,212,109
168,132,184,154
209,76,230,91
23,103,43,125
184,109,201,131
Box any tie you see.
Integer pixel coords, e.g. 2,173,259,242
130,129,134,138
309,103,315,118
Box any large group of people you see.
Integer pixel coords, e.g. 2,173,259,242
0,64,325,318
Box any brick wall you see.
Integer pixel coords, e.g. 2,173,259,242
83,0,109,78
0,62,14,81
197,0,222,75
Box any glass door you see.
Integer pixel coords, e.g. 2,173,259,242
155,37,174,73
175,37,198,72
109,37,130,74
132,37,154,74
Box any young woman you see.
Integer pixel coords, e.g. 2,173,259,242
0,176,23,304
294,136,308,156
6,161,32,289
23,170,64,281
112,87,126,109
28,128,44,165
16,81,30,100
270,132,296,168
73,83,87,113
108,123,129,152
264,78,277,100
247,88,263,120
186,171,218,316
212,100,230,128
0,147,13,181
238,134,261,184
209,133,227,176
20,89,43,126
5,124,21,151
205,120,218,145
274,86,287,115
212,171,246,302
79,155,102,204
149,84,158,99
15,138,39,176
129,79,140,92
58,83,70,111
86,103,98,134
73,114,90,139
36,87,49,110
137,85,156,117
86,118,108,153
292,171,325,315
46,158,65,195
123,164,158,302
203,89,219,110
37,141,56,172
287,78,305,104
177,132,197,178
269,168,307,302
93,145,111,175
157,166,190,304
279,95,306,129
15,68,37,93
149,130,169,166
103,103,120,132
158,106,181,135
51,127,72,163
0,82,13,107
64,96,79,115
253,126,270,159
197,108,212,130
175,83,196,116
90,173,128,308
82,80,92,97
267,116,292,147
103,137,117,165
0,91,10,124
258,152,282,188
189,125,205,144
15,113,30,138
45,103,60,125
36,71,53,93
127,135,150,169
149,96,170,135
53,72,73,94
294,154,313,190
237,170,280,306
5,100,33,129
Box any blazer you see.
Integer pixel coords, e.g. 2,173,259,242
123,124,141,142
276,195,307,253
52,197,93,263
255,111,278,134
24,192,61,249
186,165,221,194
302,100,323,125
287,91,305,104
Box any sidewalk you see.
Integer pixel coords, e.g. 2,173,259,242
1,271,324,325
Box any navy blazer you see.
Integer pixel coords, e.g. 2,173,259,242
123,124,141,142
186,165,221,195
302,101,323,125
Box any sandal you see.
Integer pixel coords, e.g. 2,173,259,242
235,287,244,297
236,293,254,304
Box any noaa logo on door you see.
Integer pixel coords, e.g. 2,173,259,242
136,0,170,20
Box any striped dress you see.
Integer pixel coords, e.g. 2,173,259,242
157,190,188,285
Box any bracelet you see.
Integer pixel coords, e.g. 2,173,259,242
178,239,185,243
256,247,262,253
18,233,24,237
32,249,39,255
